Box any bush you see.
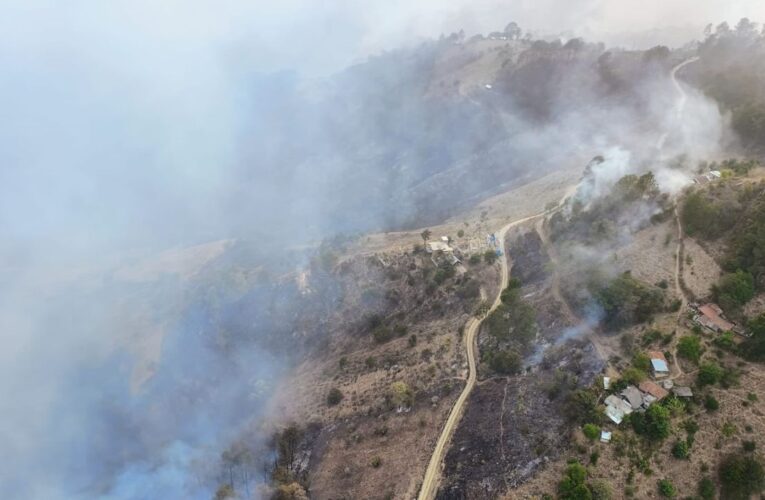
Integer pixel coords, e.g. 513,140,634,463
483,249,498,264
582,423,600,440
457,229,465,238
468,254,481,265
632,352,652,372
677,335,703,363
705,395,720,411
719,453,765,499
672,440,690,459
327,388,343,406
657,478,676,498
698,362,724,387
698,477,715,500
408,334,417,347
590,479,612,500
743,441,757,452
372,326,394,344
370,456,382,468
565,389,602,425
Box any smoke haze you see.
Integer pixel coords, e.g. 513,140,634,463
0,1,759,499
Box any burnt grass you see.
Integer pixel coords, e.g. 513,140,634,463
438,229,605,499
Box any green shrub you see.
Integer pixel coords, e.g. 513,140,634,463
408,334,417,348
672,440,690,459
705,395,720,411
327,388,343,406
677,335,703,363
698,476,715,500
698,362,724,386
582,423,600,440
483,249,498,264
657,478,676,498
743,441,757,452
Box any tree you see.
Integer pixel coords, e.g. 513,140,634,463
743,313,765,361
719,453,764,499
504,21,522,40
273,482,309,500
632,403,670,441
698,476,715,500
327,387,343,406
390,381,413,408
215,484,236,500
677,335,703,364
420,229,432,243
714,270,755,309
489,349,522,374
698,362,724,387
558,461,592,500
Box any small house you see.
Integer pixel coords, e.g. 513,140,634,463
600,431,612,443
639,381,669,403
426,241,452,253
648,351,670,378
695,303,735,333
605,395,633,424
621,386,644,410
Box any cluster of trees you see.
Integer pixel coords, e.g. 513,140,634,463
695,19,765,149
681,182,765,313
557,460,611,500
483,279,538,374
551,172,666,245
591,271,666,329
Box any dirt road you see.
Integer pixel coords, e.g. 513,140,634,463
416,211,545,500
656,56,699,151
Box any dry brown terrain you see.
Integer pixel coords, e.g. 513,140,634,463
682,238,722,300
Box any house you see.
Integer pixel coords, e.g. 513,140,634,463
649,351,670,378
600,431,612,443
639,381,669,402
621,386,644,410
695,303,735,333
426,241,452,253
693,170,722,185
672,386,694,398
603,376,611,390
605,395,633,424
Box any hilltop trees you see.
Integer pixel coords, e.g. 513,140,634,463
719,453,765,499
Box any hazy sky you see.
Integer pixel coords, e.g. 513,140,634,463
0,1,761,498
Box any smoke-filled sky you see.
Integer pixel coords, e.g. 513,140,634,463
0,1,761,499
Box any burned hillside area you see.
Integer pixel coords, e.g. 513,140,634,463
436,342,603,500
439,228,604,498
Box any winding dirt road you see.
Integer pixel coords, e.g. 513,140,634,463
416,211,545,500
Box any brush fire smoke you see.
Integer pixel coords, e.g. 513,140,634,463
0,1,756,498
